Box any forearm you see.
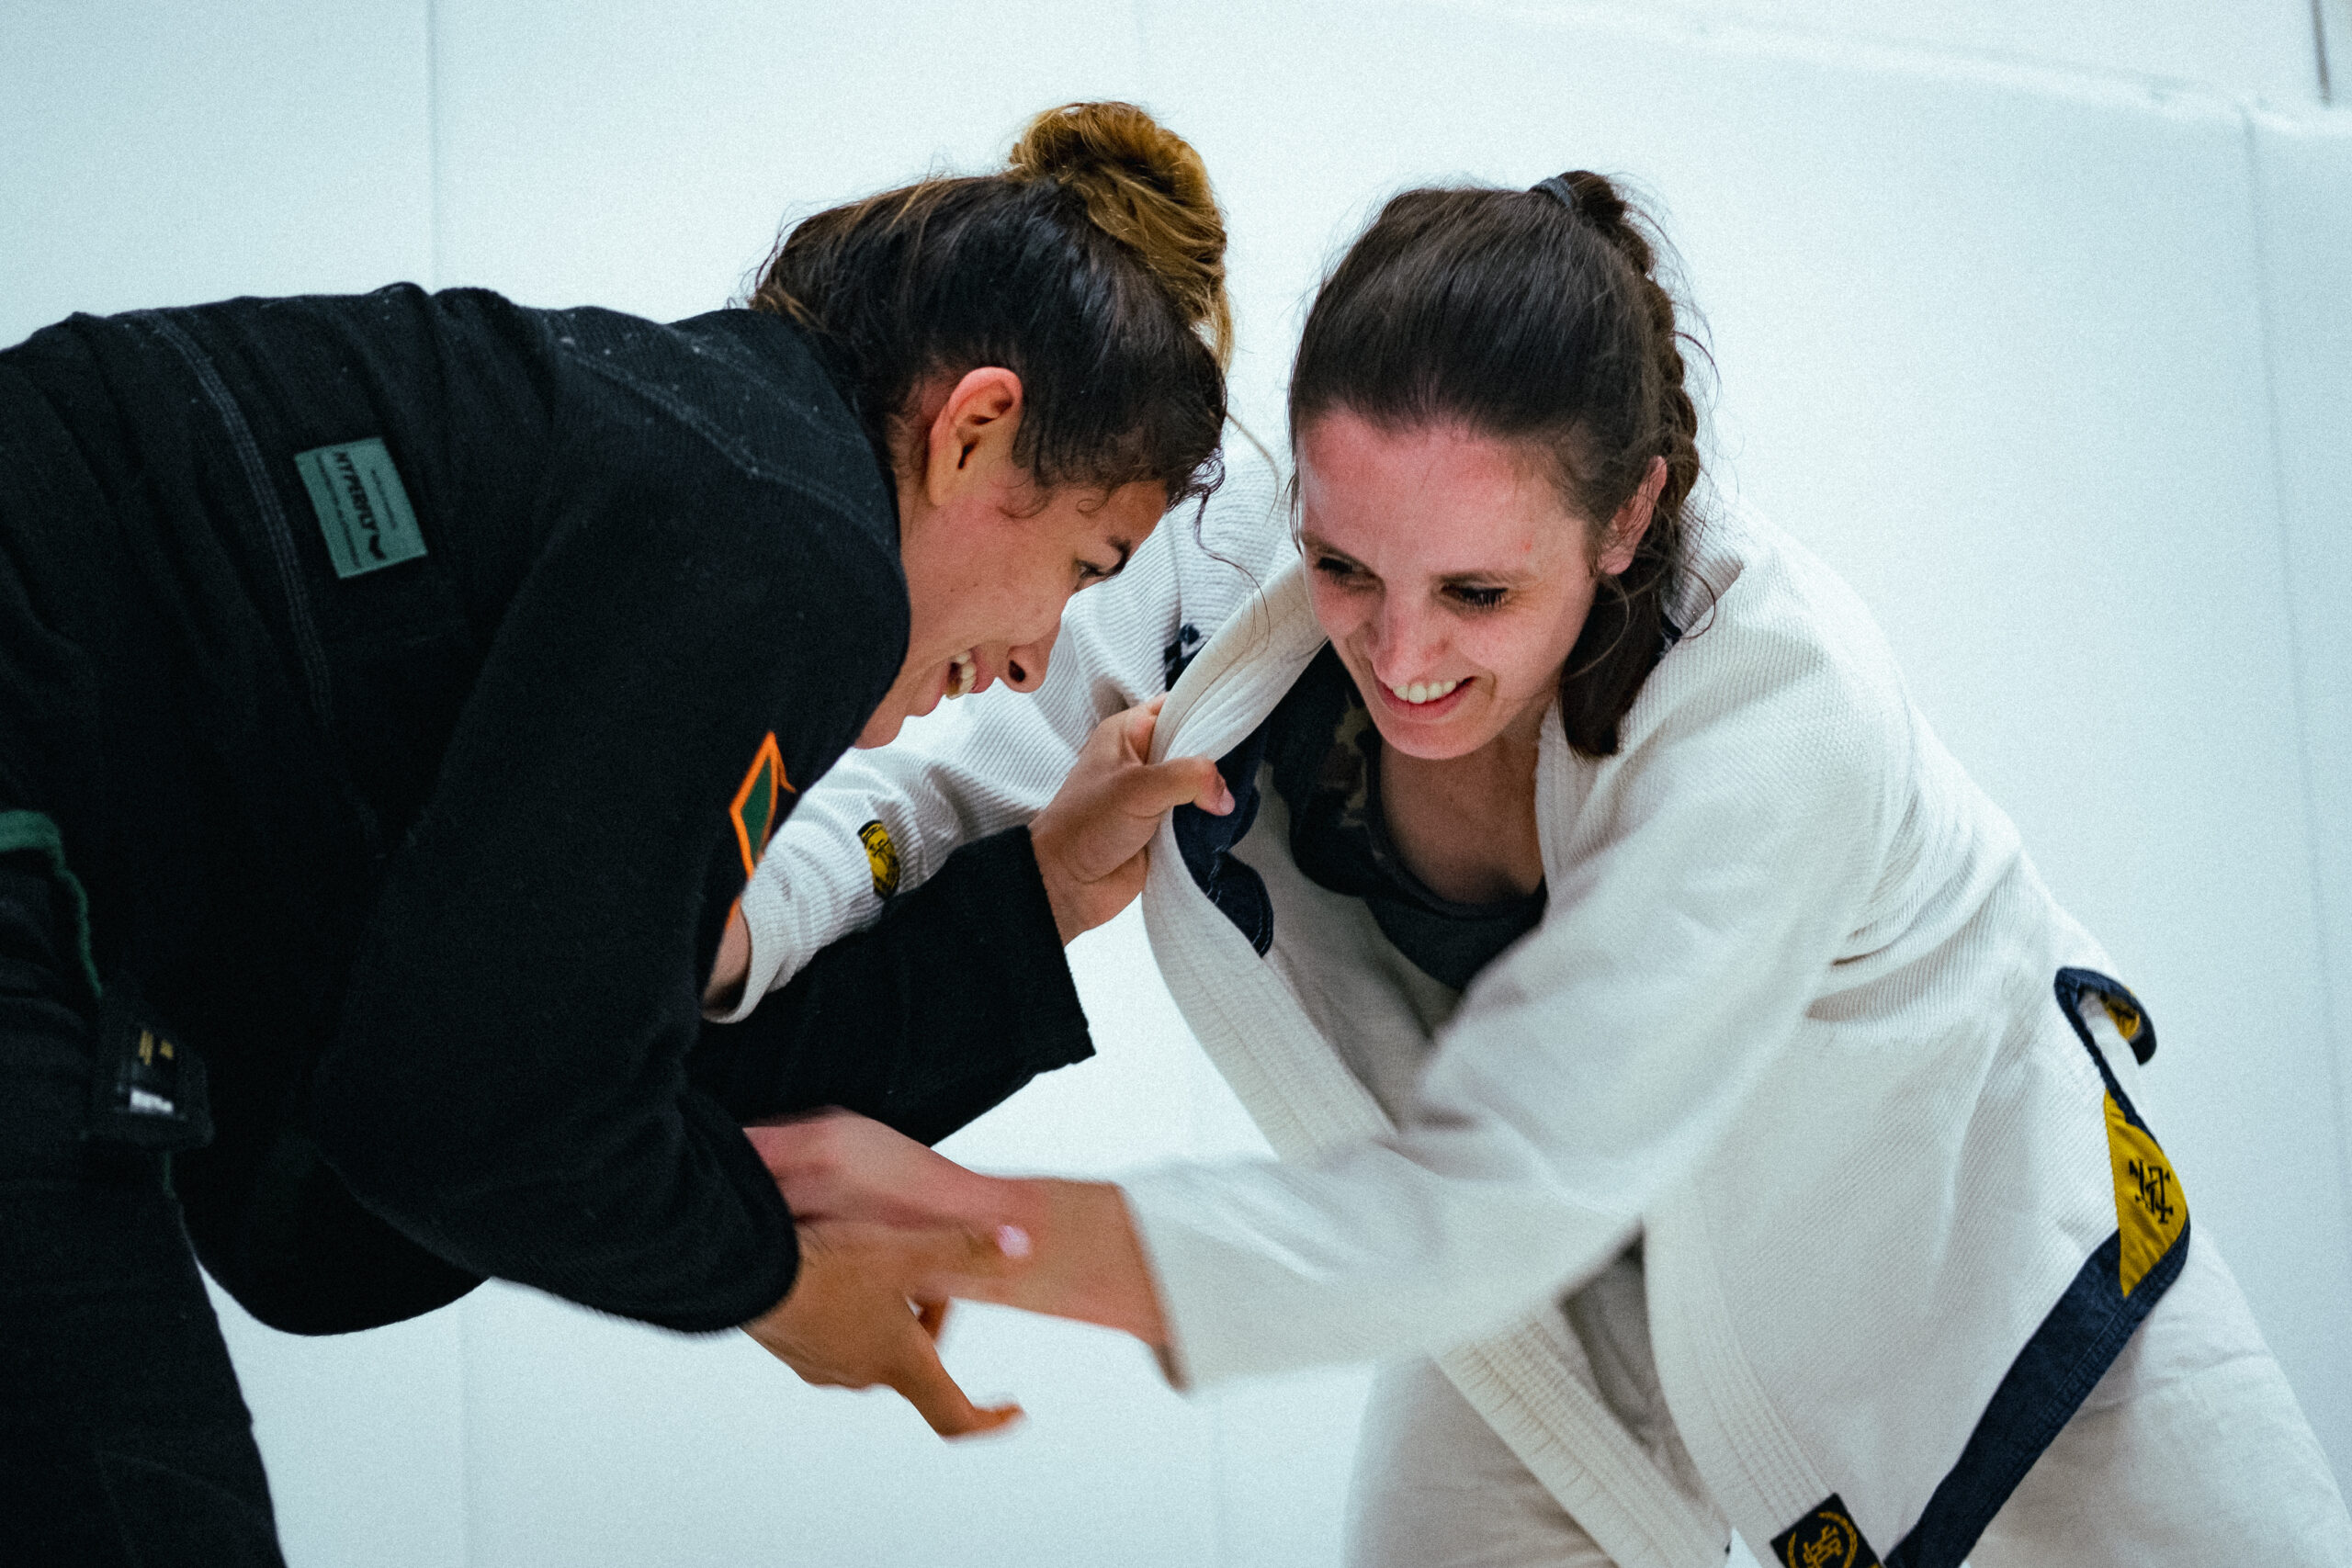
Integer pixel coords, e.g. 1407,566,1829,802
691,826,1093,1145
719,699,1082,1019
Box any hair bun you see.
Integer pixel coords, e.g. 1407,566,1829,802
1010,101,1232,368
1554,170,1628,230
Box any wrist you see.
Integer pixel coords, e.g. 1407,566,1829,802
1025,826,1090,944
703,902,753,1010
1036,1179,1169,1348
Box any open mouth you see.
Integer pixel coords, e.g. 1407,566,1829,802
945,651,978,699
1372,673,1471,719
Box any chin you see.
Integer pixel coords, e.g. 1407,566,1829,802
1367,711,1496,762
854,711,906,749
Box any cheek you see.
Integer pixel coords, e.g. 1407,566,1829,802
1459,606,1585,694
1306,578,1375,649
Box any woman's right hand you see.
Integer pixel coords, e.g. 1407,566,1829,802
742,1220,1026,1438
1030,696,1233,942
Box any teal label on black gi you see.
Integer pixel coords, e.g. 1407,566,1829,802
294,438,426,579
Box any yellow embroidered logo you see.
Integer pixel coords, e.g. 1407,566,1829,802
858,819,901,899
2100,994,2144,1045
729,732,791,880
2106,1093,2186,1295
1771,1496,1879,1568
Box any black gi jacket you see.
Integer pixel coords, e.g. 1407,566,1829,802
0,288,1091,1337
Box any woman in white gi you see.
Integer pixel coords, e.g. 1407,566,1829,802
736,174,2351,1567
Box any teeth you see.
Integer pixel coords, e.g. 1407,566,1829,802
1387,677,1462,706
946,651,977,699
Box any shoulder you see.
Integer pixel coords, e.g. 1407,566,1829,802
541,305,893,547
1611,504,1915,817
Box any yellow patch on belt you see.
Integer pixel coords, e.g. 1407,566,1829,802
729,732,791,880
857,819,901,899
1771,1496,1879,1568
2106,1093,2186,1295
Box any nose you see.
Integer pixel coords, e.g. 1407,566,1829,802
1367,595,1445,683
1002,629,1054,693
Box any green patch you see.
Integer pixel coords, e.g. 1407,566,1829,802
729,733,789,879
295,438,427,579
0,809,98,1001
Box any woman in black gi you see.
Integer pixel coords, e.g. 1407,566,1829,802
0,101,1231,1564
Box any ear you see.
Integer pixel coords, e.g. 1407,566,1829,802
1597,454,1668,577
919,367,1025,508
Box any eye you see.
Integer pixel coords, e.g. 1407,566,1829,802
1075,558,1114,589
1446,583,1508,611
1311,553,1368,585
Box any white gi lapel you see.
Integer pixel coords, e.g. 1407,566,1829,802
1141,566,1727,1568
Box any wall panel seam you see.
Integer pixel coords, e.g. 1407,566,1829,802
2317,0,2337,102
427,0,446,289
2241,108,2352,1257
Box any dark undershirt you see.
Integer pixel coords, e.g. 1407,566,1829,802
1265,649,1545,992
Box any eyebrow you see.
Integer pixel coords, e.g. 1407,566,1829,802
1301,533,1535,586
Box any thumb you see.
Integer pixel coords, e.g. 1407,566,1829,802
1114,755,1233,819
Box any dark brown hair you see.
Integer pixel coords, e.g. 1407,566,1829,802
749,101,1228,508
1289,172,1705,756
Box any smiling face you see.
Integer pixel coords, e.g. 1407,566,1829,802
858,367,1165,749
863,478,1161,747
1297,412,1645,762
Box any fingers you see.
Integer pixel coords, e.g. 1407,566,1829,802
886,1319,1022,1437
1115,698,1161,760
751,1222,1030,1438
1193,761,1236,816
1109,754,1233,820
878,1267,1017,1438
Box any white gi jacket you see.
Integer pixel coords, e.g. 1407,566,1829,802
747,490,2187,1568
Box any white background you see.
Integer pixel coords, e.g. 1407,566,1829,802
4,2,2349,1563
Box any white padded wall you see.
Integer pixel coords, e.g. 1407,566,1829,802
427,0,1144,320
1539,0,2327,102
0,0,435,342
3,2,2346,1563
2256,105,2352,1400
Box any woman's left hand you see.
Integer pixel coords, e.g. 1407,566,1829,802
746,1110,1038,1238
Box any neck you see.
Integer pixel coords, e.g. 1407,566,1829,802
1377,722,1546,905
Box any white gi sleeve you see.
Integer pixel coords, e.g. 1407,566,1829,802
711,434,1293,1020
1120,582,1908,1384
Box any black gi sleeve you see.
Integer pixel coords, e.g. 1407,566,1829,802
309,430,904,1335
689,826,1093,1145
